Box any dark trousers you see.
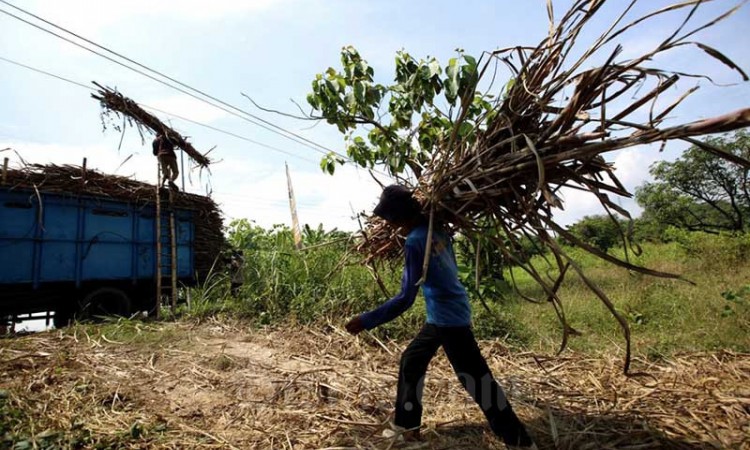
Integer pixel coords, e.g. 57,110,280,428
158,154,179,183
395,324,531,445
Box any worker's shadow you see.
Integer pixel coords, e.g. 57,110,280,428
339,405,715,450
437,403,715,450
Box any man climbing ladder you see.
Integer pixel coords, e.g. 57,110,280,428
152,131,179,190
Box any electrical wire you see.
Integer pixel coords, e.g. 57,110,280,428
0,53,367,224
140,105,318,164
0,3,395,180
0,55,93,91
0,0,354,162
0,54,317,165
0,2,394,178
0,54,373,219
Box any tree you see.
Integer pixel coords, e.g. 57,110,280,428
635,130,750,235
631,215,665,243
307,46,494,178
567,215,629,252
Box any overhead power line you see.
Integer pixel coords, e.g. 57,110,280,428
0,52,371,221
0,53,317,164
0,1,394,179
0,0,352,162
141,105,318,164
0,55,93,91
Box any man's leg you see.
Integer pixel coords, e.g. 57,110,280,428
158,156,169,185
440,326,534,447
394,324,441,431
168,157,179,182
164,157,179,189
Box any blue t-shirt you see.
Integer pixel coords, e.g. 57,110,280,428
359,225,471,329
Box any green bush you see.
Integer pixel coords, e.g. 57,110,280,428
567,215,629,252
180,219,749,356
663,228,750,265
189,219,400,326
471,299,530,346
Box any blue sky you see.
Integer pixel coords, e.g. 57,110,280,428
1,0,748,230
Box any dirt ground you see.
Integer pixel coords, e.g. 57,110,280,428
1,320,748,449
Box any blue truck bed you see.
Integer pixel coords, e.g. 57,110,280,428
0,187,197,321
0,189,194,285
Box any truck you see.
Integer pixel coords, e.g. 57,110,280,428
0,164,225,328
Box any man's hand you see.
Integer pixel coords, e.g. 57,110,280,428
345,316,365,335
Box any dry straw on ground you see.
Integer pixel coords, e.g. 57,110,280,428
1,321,748,449
353,0,750,373
2,163,226,279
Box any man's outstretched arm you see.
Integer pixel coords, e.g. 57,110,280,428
346,242,423,334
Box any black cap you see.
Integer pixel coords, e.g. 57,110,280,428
373,185,422,223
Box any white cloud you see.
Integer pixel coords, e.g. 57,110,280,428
553,188,602,226
144,96,230,125
2,139,387,231
611,146,660,189
215,164,385,230
552,146,664,226
138,0,281,19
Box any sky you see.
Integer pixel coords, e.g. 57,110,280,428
0,0,748,232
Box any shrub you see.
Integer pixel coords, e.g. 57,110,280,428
663,228,750,266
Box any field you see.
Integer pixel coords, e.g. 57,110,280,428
499,236,750,357
1,232,749,449
1,320,748,450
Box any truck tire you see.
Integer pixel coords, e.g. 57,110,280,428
53,306,72,329
77,287,132,322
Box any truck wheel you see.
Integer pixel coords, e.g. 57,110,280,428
53,306,73,328
77,288,132,322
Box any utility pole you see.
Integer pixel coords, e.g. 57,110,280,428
285,162,303,250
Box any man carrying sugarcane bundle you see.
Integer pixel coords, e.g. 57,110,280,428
152,131,179,190
345,185,537,449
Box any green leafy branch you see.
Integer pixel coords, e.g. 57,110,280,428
307,46,498,177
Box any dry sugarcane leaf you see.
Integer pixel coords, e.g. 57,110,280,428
342,0,750,371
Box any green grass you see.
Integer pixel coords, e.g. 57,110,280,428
177,231,750,358
499,239,750,357
65,317,188,350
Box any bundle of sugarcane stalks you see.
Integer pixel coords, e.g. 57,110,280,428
3,163,226,280
357,0,750,372
91,82,212,168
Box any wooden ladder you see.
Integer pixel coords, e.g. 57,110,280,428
155,176,178,319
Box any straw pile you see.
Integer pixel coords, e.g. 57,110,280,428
354,0,750,372
1,321,747,449
2,163,226,280
91,82,212,168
